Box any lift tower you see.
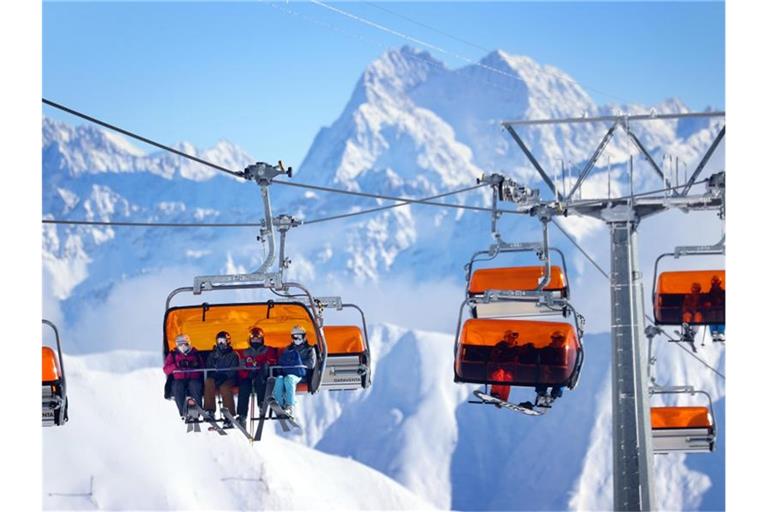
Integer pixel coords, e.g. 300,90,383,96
503,112,725,511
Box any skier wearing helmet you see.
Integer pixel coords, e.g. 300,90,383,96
235,326,279,427
272,325,317,417
163,333,204,419
203,330,240,428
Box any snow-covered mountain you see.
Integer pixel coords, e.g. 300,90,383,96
43,350,433,511
43,46,725,510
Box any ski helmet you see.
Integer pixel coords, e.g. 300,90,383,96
290,325,306,345
215,331,231,347
249,326,265,345
175,334,191,353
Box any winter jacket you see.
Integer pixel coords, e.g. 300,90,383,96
276,346,306,378
163,348,204,380
277,343,317,379
237,344,279,380
297,342,317,372
205,345,240,383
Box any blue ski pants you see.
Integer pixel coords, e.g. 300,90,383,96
272,374,302,407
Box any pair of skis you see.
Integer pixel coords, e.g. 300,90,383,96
185,398,228,435
184,397,301,440
267,399,302,432
184,399,252,440
473,390,544,416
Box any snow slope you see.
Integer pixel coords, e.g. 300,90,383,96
42,323,725,511
42,350,434,511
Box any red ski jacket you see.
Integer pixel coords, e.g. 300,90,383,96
237,345,279,379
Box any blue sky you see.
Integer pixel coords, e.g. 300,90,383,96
43,1,724,168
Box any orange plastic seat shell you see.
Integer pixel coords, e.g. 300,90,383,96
459,318,577,348
468,266,567,295
651,406,712,429
656,270,725,294
165,303,318,352
456,319,580,385
654,269,725,325
323,326,365,354
42,347,61,382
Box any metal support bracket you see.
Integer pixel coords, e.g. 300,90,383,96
478,173,541,206
600,203,638,223
313,296,344,311
242,161,293,186
673,242,725,258
274,214,302,271
193,272,284,294
649,385,696,395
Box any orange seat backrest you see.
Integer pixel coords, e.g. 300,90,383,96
324,326,365,354
651,406,711,429
656,270,725,295
469,266,567,295
459,318,578,349
42,346,61,382
165,303,318,352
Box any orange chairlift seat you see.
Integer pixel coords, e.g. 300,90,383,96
468,265,569,318
164,302,321,395
651,406,715,454
42,319,68,427
455,318,583,388
321,325,370,390
654,270,725,326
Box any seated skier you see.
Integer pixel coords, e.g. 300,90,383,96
272,325,317,417
488,330,519,403
236,326,279,428
203,330,240,428
163,333,204,421
533,331,567,408
707,274,725,342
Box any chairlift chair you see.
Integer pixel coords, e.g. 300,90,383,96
319,301,372,391
649,386,716,454
42,319,68,427
465,245,570,319
161,160,372,440
454,241,585,414
260,292,373,391
164,282,328,397
652,242,725,342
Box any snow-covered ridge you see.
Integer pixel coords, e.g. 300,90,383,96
43,349,434,510
43,117,252,180
43,324,724,510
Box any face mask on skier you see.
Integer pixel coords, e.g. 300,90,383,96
290,325,306,346
175,334,191,353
